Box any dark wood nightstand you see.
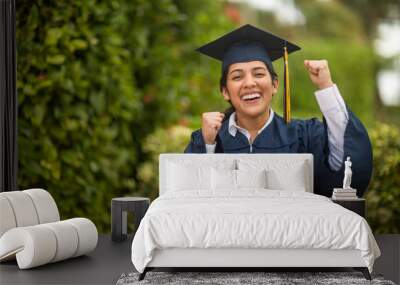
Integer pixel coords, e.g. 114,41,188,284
111,197,150,242
331,198,365,217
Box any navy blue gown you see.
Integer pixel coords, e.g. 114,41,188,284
184,106,373,198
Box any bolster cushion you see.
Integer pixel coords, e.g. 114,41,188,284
0,218,98,269
0,189,60,237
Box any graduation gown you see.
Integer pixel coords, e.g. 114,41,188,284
184,106,373,198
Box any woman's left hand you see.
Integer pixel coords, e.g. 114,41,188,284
304,60,334,90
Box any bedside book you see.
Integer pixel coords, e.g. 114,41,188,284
332,196,359,200
333,188,357,193
333,192,357,196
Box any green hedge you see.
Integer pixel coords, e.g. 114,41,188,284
17,0,140,232
366,123,400,233
137,126,192,201
16,0,232,233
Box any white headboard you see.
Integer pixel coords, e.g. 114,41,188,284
159,153,314,195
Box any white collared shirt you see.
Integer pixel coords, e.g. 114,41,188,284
228,109,275,141
205,84,348,171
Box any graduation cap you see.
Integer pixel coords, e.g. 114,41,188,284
196,24,301,123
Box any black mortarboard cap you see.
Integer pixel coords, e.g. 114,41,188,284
196,24,301,123
196,24,300,72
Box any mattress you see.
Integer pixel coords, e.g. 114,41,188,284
131,190,380,273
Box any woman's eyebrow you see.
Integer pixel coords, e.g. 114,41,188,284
229,69,243,75
229,66,266,75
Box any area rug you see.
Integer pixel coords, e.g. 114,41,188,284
116,271,396,285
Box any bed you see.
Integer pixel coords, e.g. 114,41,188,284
131,154,380,281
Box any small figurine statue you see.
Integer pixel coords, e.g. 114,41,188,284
342,156,353,189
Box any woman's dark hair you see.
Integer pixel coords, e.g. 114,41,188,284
220,61,278,121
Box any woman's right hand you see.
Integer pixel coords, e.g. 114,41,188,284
201,112,225,144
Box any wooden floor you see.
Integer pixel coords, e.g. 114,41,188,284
0,234,398,285
0,235,134,285
374,234,400,284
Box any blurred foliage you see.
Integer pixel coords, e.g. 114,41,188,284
336,0,400,38
297,0,400,124
270,40,375,126
366,123,400,234
296,0,366,41
16,0,232,233
137,126,192,201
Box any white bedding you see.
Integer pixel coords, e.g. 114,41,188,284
131,190,380,273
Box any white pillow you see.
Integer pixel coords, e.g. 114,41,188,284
211,168,236,190
211,168,267,190
237,169,267,189
167,162,211,191
266,163,307,191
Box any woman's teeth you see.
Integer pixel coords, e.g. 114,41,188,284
242,93,261,101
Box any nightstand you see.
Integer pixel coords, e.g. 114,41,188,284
331,198,365,217
111,197,150,242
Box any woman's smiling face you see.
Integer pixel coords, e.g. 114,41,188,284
222,60,278,118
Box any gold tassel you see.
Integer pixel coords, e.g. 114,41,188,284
283,46,291,124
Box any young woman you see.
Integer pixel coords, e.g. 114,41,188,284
184,25,372,198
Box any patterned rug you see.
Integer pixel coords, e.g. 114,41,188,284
116,271,396,285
